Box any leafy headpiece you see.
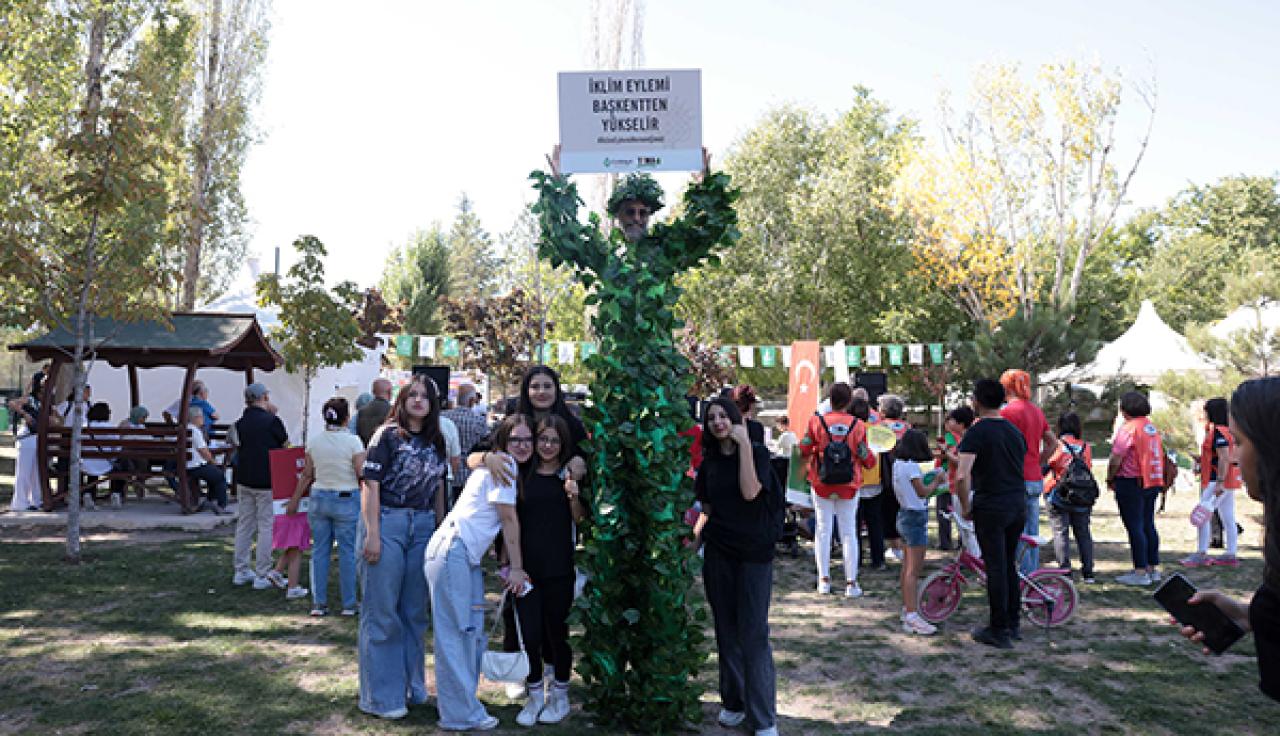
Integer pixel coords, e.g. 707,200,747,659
607,173,664,214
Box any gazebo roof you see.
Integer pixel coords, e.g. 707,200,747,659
9,312,282,371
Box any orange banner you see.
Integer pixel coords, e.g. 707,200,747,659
786,341,821,435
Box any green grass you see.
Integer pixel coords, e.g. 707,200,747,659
0,483,1275,734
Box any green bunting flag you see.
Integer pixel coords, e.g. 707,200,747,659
395,334,414,357
759,345,777,367
887,344,905,366
581,342,598,360
929,343,945,364
441,337,461,358
846,345,862,368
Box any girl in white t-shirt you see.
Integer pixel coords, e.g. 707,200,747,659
893,429,944,635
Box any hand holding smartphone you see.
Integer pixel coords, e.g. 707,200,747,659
1154,572,1246,654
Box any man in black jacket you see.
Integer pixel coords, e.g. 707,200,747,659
230,383,289,588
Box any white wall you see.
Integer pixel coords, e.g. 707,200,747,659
84,347,384,445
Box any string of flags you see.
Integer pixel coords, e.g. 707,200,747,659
386,334,947,369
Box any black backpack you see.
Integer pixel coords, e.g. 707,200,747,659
1056,442,1099,508
815,413,854,485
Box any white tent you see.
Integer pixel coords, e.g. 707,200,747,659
1048,300,1218,385
1210,302,1280,341
85,276,385,445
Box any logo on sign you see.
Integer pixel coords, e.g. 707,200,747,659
638,156,662,168
603,157,634,168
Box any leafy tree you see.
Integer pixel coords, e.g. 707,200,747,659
178,0,270,308
678,325,735,398
1187,258,1280,378
353,286,403,350
381,226,450,335
256,235,362,443
1135,175,1280,331
437,288,542,396
0,1,184,562
679,90,953,348
446,194,500,297
896,60,1153,382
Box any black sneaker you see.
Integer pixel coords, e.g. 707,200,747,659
1009,624,1022,641
971,626,1014,649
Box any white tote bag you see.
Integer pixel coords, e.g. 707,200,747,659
481,591,529,683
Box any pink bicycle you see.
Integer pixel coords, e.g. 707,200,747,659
917,512,1078,628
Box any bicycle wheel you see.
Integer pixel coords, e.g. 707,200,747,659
1023,573,1078,627
917,570,962,624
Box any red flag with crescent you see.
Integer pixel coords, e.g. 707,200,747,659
787,341,821,433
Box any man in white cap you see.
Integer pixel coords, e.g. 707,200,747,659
230,383,289,588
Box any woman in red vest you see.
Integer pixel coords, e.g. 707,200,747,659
1183,397,1243,568
1106,392,1166,586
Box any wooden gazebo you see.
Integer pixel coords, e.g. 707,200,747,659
10,312,281,512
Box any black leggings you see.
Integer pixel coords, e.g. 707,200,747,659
514,574,574,685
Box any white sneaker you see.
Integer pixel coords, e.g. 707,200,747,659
1115,571,1152,586
286,587,309,600
845,582,863,598
902,612,937,635
1148,569,1162,583
265,570,287,589
889,547,903,562
252,576,274,590
538,684,570,724
505,681,528,699
232,571,257,586
816,579,832,595
717,709,746,727
516,686,544,727
756,727,779,736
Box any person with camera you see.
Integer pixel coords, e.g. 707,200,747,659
1174,377,1280,703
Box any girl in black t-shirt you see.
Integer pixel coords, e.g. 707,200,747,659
513,414,586,726
692,397,779,735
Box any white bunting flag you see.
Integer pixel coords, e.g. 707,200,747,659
909,343,924,365
738,345,755,368
781,346,792,368
419,336,437,358
557,341,575,364
823,346,837,369
865,345,882,366
833,339,850,384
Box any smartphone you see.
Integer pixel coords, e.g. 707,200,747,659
1153,572,1245,654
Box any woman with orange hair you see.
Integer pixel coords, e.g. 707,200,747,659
999,370,1056,576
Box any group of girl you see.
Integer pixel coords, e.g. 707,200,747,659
354,365,587,731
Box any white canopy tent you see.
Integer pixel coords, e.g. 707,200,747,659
1048,300,1218,387
85,279,385,445
1210,302,1280,340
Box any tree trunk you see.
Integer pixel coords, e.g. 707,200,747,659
64,9,110,564
301,367,313,445
181,0,223,310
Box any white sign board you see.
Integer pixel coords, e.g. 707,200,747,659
558,69,702,174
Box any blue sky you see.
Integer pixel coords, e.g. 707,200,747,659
239,0,1280,289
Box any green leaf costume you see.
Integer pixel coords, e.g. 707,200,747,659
530,167,739,732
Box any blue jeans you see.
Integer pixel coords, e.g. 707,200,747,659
357,506,436,717
424,527,491,730
1114,477,1161,569
309,488,360,611
1016,481,1043,576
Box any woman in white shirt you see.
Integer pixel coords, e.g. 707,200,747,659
295,397,366,617
892,429,944,635
425,414,532,731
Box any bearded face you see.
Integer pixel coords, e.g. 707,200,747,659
616,200,652,242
